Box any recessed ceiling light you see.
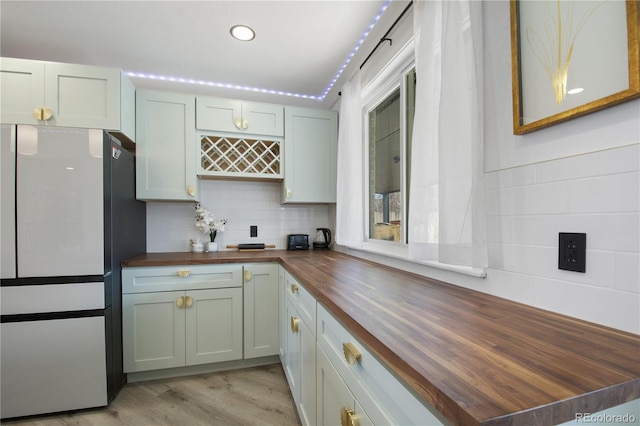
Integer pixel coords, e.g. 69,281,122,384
230,25,255,42
568,88,584,95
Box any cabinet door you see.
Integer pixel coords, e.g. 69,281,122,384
285,272,316,335
283,107,338,203
244,264,280,359
317,346,373,426
196,97,283,136
1,125,16,278
122,291,186,372
242,101,284,136
136,90,199,201
284,298,301,401
196,97,242,133
44,63,121,130
0,58,45,125
185,288,243,365
278,266,287,361
299,319,317,426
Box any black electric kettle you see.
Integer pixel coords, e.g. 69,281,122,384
313,228,332,249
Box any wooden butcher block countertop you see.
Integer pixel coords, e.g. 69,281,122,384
123,250,640,425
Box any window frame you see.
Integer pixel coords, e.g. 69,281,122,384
362,52,415,250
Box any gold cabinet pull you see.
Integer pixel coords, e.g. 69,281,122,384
176,296,185,309
177,270,191,278
32,107,53,121
286,188,292,198
187,185,195,197
290,283,299,293
340,407,359,426
244,270,252,282
342,342,362,366
185,295,193,308
290,316,299,333
242,119,248,130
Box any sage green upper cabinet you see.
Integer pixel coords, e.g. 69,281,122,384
136,90,200,202
0,57,135,142
196,96,284,137
282,107,338,203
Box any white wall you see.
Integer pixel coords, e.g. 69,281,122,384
343,1,639,334
146,180,332,253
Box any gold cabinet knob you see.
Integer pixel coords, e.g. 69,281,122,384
286,188,292,198
234,118,243,130
242,119,248,130
177,270,191,278
290,316,299,333
185,295,193,308
342,342,362,366
32,107,53,121
176,296,185,309
187,186,195,197
291,283,299,293
244,270,252,282
341,407,359,426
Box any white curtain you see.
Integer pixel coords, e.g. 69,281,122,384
408,0,487,268
335,70,364,248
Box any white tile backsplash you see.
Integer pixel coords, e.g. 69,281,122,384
486,145,640,332
146,179,332,252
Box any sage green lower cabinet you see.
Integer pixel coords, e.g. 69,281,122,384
316,345,373,426
123,287,242,373
243,263,280,359
123,291,186,372
278,266,287,362
281,271,316,426
316,304,449,426
122,264,244,374
284,297,316,426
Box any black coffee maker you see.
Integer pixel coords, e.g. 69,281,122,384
313,228,332,249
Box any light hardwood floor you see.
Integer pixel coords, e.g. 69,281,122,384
2,364,301,426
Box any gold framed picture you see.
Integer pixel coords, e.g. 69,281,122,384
510,0,639,135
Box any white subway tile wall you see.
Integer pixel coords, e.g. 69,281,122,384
147,180,332,252
485,144,640,333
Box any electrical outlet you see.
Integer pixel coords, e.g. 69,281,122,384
558,233,586,272
250,225,258,238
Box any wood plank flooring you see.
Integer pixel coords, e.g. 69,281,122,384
2,364,301,426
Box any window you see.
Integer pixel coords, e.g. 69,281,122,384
366,66,416,243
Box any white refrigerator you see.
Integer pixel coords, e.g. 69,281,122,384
0,124,146,419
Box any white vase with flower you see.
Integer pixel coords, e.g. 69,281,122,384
194,203,228,253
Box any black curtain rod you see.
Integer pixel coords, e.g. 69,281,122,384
339,1,414,96
359,1,414,70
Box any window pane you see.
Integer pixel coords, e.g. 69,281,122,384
369,88,401,242
405,68,416,242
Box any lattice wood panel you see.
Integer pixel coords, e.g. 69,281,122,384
200,135,281,177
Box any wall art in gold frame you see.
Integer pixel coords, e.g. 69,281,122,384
510,0,639,135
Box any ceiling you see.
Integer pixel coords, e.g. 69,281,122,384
0,0,412,109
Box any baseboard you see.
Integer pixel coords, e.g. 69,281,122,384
126,355,281,383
